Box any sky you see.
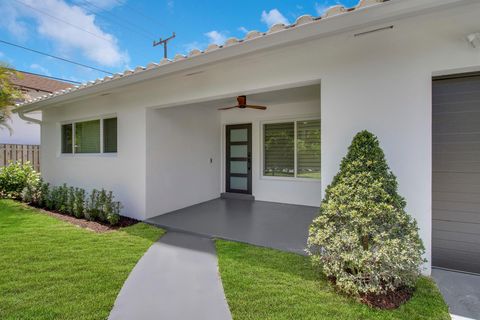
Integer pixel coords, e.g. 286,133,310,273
0,0,358,84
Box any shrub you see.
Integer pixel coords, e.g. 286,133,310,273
73,188,86,219
0,161,40,199
307,131,425,296
66,186,75,215
3,164,122,226
85,189,100,221
21,177,43,205
85,188,121,225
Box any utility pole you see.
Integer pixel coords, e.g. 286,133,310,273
153,32,176,59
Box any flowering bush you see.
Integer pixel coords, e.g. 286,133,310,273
0,161,40,199
307,131,425,296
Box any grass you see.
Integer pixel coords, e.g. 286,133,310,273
216,240,450,320
0,200,165,320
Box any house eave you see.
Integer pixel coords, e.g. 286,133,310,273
13,0,473,114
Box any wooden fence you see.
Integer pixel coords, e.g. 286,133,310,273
0,144,40,172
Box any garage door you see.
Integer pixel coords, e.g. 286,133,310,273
433,74,480,274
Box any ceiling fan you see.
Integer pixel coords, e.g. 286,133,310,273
218,95,267,111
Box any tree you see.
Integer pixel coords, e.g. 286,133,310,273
0,64,23,133
307,130,425,296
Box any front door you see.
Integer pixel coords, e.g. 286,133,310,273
226,124,252,194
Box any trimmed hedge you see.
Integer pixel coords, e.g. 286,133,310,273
0,161,121,225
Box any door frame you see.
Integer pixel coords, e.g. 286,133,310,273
225,123,252,194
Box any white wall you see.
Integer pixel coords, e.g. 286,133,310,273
41,95,147,220
37,2,480,272
145,105,221,217
0,111,41,145
220,98,321,206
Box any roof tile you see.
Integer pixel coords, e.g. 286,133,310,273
15,0,387,108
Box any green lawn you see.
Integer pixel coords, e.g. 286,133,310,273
216,240,450,320
0,200,164,320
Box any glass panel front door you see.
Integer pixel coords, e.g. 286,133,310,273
226,124,252,194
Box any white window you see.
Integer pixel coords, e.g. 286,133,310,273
263,119,320,179
61,117,117,154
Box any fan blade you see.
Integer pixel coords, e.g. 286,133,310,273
245,105,267,110
218,106,238,110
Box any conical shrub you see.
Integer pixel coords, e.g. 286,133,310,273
307,131,425,296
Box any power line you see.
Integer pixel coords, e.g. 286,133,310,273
80,0,156,39
13,69,81,84
0,39,114,75
13,0,115,45
113,0,163,27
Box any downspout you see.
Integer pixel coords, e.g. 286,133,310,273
17,110,42,124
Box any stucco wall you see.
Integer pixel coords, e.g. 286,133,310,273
41,95,147,220
145,105,221,217
37,2,480,272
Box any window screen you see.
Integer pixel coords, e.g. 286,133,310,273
263,122,295,177
103,118,117,153
61,124,73,154
297,120,320,179
74,120,100,153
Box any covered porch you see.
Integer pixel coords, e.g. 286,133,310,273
146,198,319,254
145,83,322,219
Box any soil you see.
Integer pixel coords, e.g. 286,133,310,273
359,287,413,309
24,204,139,232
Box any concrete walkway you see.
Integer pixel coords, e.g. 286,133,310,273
109,232,232,320
432,268,480,320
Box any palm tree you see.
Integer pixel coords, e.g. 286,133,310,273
0,63,23,134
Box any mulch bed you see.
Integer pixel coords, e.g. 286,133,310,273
23,203,139,232
328,275,413,309
360,287,413,309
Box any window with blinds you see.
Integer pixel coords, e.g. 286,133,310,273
61,124,73,154
264,122,295,177
103,118,117,153
61,117,117,154
297,120,320,179
75,120,100,153
263,119,320,179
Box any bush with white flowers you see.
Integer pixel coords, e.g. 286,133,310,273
307,131,425,296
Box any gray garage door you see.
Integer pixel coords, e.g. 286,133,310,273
433,75,480,274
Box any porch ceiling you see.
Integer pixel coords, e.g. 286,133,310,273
157,83,321,111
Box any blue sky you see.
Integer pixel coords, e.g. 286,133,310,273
0,0,357,83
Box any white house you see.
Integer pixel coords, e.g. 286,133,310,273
0,71,73,145
14,0,480,274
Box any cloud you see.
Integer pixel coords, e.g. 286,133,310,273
205,30,227,45
30,63,52,76
77,0,123,10
183,41,202,53
167,0,174,11
315,2,329,16
0,2,28,40
261,9,289,28
238,26,249,34
2,0,128,67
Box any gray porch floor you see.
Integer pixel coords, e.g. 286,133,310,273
147,198,319,254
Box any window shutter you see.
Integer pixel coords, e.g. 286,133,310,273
264,122,295,177
103,118,117,153
75,120,100,153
